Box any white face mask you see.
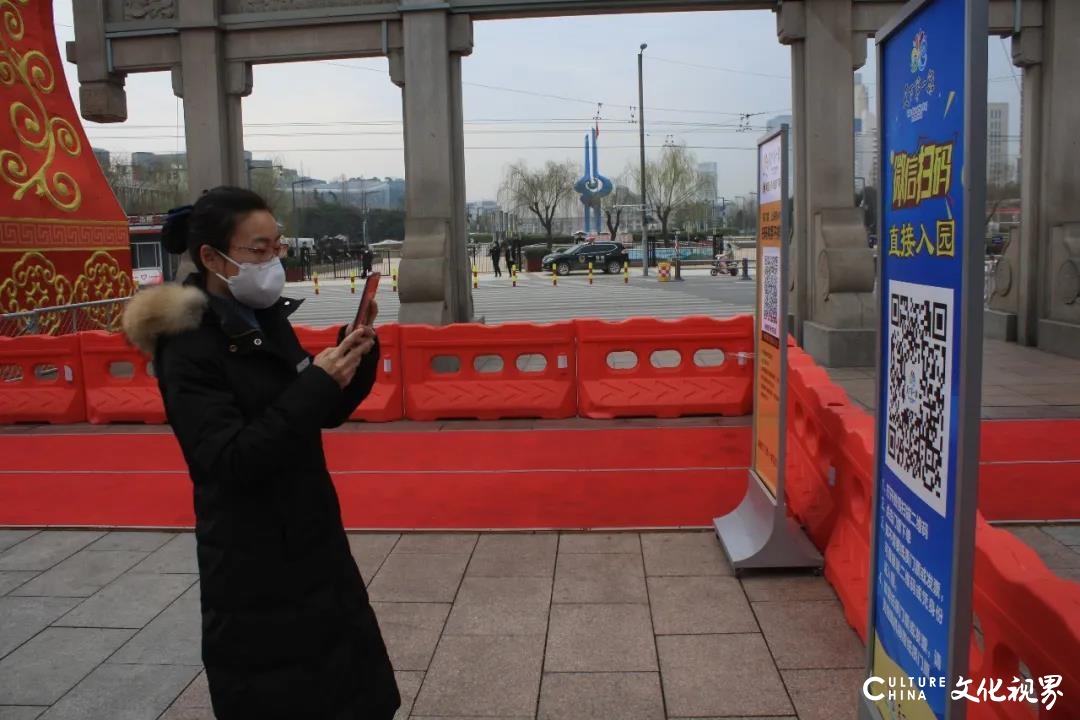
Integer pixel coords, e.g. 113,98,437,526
215,251,286,309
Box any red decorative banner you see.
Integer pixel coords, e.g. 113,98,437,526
0,0,132,330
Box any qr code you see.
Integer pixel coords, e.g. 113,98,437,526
760,248,781,339
885,280,953,518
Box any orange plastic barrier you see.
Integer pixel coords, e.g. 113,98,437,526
0,334,86,424
400,322,576,421
783,346,1080,713
80,331,165,424
965,517,1080,719
294,324,403,422
784,345,874,637
574,315,754,419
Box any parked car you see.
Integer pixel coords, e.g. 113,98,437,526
542,242,629,276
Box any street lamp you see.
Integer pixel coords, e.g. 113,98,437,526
638,42,649,277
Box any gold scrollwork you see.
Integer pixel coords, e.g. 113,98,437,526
0,250,74,333
0,0,83,212
73,250,136,304
71,251,133,331
1,249,134,334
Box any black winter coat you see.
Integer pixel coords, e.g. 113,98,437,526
122,281,400,720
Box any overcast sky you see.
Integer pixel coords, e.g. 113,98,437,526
54,2,1022,203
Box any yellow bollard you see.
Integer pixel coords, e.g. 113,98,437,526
350,273,356,295
552,263,557,287
313,272,320,295
511,264,517,288
588,262,593,285
472,265,478,290
623,261,629,284
392,270,398,293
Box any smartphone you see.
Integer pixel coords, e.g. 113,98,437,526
353,272,380,329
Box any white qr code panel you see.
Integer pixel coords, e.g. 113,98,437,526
885,279,954,518
760,246,781,340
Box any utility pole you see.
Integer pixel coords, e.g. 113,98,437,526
361,176,368,246
638,42,649,277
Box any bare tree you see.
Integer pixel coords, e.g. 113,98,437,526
984,181,1020,228
629,143,708,243
502,160,578,250
102,154,189,215
250,162,288,218
603,182,638,242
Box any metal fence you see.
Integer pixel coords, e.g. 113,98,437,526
0,297,130,338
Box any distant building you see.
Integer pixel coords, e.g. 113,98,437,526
305,177,405,211
130,151,187,185
987,102,1011,186
854,74,879,191
697,162,718,205
92,147,110,169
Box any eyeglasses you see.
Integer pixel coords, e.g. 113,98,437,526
231,243,286,261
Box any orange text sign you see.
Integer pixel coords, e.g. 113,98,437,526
752,132,785,498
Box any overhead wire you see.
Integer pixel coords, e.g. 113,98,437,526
324,60,786,118
644,55,790,80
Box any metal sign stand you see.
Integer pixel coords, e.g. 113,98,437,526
714,472,823,573
714,125,822,574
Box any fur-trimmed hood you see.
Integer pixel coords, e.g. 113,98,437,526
122,283,208,355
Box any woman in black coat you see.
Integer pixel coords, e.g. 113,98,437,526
122,187,400,720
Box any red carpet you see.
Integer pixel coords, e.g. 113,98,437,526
0,420,1075,529
0,426,751,529
978,419,1080,521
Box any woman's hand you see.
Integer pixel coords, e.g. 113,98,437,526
314,326,376,389
347,299,379,334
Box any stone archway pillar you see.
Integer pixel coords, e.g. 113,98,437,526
779,0,876,367
391,11,475,325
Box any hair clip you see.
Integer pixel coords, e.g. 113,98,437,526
166,205,193,219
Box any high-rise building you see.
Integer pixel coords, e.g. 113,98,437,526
697,162,718,204
854,75,871,125
854,74,879,191
987,102,1011,186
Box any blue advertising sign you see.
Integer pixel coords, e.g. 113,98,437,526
863,1,986,719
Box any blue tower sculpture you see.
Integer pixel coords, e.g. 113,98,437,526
573,127,613,235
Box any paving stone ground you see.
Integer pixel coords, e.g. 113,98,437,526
826,339,1080,419
0,526,1076,719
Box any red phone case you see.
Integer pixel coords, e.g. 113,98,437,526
355,273,380,327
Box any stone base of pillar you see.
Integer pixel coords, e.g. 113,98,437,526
1038,319,1080,360
984,309,1018,342
803,321,875,368
397,218,474,326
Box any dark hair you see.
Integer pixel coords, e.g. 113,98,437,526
161,186,271,272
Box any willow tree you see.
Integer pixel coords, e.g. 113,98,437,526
502,160,578,250
629,143,709,243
